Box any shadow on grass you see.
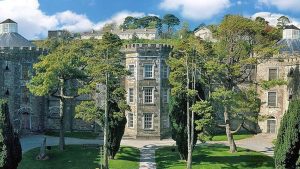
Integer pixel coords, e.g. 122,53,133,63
156,144,274,169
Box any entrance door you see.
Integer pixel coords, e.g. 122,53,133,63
267,120,276,134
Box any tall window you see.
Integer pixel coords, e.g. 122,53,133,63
128,65,135,77
21,86,30,103
144,87,154,103
163,89,168,103
162,65,169,78
128,88,134,103
144,64,153,78
268,92,277,107
22,64,30,80
127,113,134,128
269,68,278,81
144,113,153,129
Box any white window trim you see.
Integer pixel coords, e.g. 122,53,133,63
267,91,277,107
163,89,169,103
162,65,169,79
268,67,278,81
267,119,277,134
128,64,135,78
143,113,154,130
128,88,134,103
127,112,134,128
143,64,154,79
143,87,155,104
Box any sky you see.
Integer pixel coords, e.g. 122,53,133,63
0,0,299,39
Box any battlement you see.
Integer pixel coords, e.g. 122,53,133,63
0,47,47,54
123,43,173,54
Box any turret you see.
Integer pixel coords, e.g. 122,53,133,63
0,19,18,34
282,25,300,40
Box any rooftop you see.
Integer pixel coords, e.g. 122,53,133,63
284,25,300,30
0,19,17,24
0,32,35,48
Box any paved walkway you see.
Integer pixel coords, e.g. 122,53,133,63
20,135,103,153
209,133,276,156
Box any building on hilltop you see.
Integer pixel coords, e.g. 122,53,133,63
122,43,172,139
81,28,159,40
256,25,300,134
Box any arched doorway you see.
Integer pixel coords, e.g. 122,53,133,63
13,107,32,134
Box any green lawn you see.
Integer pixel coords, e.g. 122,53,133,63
211,133,253,141
44,131,99,139
156,144,274,169
18,145,140,169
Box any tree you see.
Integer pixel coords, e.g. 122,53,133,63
209,15,278,153
28,40,90,151
75,33,129,168
274,99,300,168
168,35,213,168
121,16,139,30
0,101,22,169
162,14,180,36
277,16,290,29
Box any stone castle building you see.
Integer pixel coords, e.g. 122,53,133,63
0,19,93,134
256,25,300,134
123,44,172,139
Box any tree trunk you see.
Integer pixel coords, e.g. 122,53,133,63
59,80,65,151
103,71,109,169
186,54,192,169
224,106,237,153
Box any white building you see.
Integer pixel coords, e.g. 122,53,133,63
81,28,158,40
194,27,217,42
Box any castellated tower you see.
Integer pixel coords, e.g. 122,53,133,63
256,25,300,134
0,19,47,133
122,43,172,139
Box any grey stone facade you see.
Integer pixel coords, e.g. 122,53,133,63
122,44,172,139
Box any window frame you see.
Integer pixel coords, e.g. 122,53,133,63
143,113,153,130
162,89,169,103
268,68,278,81
128,88,134,103
162,65,169,78
143,87,154,104
128,64,135,78
267,91,277,107
127,112,134,128
144,64,154,79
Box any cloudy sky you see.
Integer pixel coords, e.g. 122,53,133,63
0,0,299,39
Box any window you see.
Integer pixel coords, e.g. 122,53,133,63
127,113,134,128
144,113,153,129
163,117,170,128
128,65,135,77
268,92,277,107
162,65,169,78
144,64,153,78
144,87,154,103
128,88,134,103
21,87,30,103
269,68,278,81
163,89,168,103
22,64,30,80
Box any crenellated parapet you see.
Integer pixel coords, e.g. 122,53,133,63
123,43,173,56
0,47,47,61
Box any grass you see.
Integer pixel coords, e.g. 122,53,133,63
19,145,140,169
44,131,99,139
211,133,254,141
156,144,274,169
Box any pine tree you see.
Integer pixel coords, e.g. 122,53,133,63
0,101,22,169
274,99,300,169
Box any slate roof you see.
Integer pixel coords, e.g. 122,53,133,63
0,32,35,47
278,39,300,53
0,19,17,24
284,25,300,30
